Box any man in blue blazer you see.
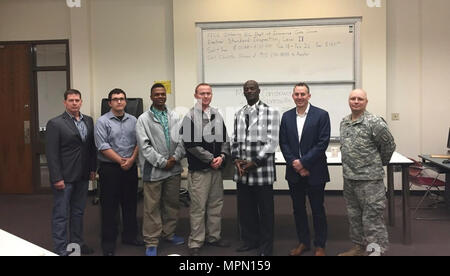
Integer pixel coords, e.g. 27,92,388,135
46,89,97,256
279,83,331,256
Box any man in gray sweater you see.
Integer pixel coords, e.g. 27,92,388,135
136,83,185,256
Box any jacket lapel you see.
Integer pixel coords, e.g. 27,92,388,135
289,108,299,141
301,105,315,143
62,112,82,141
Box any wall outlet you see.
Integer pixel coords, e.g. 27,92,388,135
391,113,400,121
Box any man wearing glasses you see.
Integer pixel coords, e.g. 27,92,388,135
95,88,142,256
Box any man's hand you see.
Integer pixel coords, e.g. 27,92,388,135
53,180,65,190
292,159,303,173
120,158,134,171
241,161,257,174
164,156,176,170
299,168,310,177
211,156,223,170
234,159,246,177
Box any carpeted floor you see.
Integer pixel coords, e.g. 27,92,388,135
1,193,450,256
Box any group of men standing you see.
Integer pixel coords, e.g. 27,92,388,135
45,80,395,256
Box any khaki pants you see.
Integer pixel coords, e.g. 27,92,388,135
188,169,224,249
142,175,181,247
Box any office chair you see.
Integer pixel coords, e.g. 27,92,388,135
408,158,447,220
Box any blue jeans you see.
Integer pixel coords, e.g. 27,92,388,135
52,180,88,255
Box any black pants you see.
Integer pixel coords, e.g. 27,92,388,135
99,162,138,252
237,183,274,255
288,179,327,248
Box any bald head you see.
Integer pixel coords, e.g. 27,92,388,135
349,89,368,116
350,89,367,99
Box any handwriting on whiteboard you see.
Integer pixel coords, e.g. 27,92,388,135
205,29,343,61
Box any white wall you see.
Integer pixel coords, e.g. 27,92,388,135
90,0,175,119
388,0,450,158
0,0,70,41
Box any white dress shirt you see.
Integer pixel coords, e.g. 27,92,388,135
296,103,310,157
245,100,260,112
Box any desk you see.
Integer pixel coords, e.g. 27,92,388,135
275,151,413,244
418,155,450,210
0,229,57,256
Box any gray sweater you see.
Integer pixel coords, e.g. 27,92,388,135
136,107,185,182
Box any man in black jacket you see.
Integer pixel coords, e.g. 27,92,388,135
46,89,97,256
181,83,231,256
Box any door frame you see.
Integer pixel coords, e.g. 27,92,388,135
0,40,71,194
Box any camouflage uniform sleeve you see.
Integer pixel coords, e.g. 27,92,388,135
372,118,396,166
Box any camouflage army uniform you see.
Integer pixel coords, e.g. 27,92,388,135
340,111,396,253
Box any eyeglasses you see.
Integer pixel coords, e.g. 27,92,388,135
110,97,126,102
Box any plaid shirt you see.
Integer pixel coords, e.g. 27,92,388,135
231,101,280,186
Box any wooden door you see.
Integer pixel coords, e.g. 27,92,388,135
0,44,33,194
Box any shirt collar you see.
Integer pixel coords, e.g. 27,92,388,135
296,103,310,117
151,105,167,114
106,110,129,121
344,110,368,125
245,100,260,111
66,111,84,121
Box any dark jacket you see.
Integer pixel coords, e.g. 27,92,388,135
181,106,230,171
46,112,97,184
279,105,331,185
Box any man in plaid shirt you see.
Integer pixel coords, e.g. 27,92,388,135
231,80,280,256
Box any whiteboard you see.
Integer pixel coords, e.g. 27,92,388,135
200,23,356,83
210,84,352,138
197,18,361,138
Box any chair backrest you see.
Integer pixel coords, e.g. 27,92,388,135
408,157,446,187
408,158,423,179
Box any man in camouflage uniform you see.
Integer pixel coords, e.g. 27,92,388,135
339,89,396,256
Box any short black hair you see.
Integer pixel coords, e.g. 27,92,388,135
108,88,127,101
64,89,82,100
294,82,310,93
151,83,166,95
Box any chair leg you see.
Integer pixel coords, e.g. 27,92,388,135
414,188,450,221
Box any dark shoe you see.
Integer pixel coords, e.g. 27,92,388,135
80,244,95,255
289,243,310,256
314,247,326,256
103,251,115,256
122,237,144,246
236,243,258,252
206,239,231,248
189,247,201,256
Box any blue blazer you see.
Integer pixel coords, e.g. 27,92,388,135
279,105,331,185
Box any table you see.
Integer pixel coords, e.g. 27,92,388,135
275,151,413,244
418,154,450,210
0,229,57,256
